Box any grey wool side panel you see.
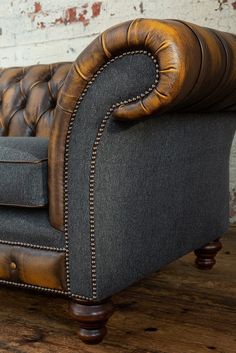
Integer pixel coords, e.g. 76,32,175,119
66,52,236,299
94,112,236,299
67,53,157,298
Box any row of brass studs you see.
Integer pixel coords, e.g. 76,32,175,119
0,239,65,252
64,51,159,300
0,52,158,301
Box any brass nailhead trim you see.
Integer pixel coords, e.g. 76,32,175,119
64,51,159,300
0,239,65,252
0,51,158,302
0,279,67,295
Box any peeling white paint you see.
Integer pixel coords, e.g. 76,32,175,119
1,0,236,65
0,0,236,220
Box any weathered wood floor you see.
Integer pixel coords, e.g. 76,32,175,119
0,230,235,353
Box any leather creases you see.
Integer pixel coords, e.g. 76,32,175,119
1,19,235,231
48,19,236,230
0,244,66,290
0,63,71,137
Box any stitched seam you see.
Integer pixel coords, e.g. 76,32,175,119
64,50,159,300
0,159,48,164
172,20,203,107
0,202,47,208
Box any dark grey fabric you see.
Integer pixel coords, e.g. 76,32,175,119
94,112,235,299
67,53,156,298
0,137,48,207
66,52,236,300
0,206,64,248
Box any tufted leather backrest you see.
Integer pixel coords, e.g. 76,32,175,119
0,63,72,137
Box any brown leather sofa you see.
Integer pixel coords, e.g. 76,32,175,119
0,19,235,344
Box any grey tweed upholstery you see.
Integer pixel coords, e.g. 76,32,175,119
0,206,64,248
64,53,236,299
0,137,48,207
0,51,235,302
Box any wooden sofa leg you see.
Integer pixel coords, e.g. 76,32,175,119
69,299,114,344
194,238,222,270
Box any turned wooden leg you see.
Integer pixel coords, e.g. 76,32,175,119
69,299,114,344
194,238,222,270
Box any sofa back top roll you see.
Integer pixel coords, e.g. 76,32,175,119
0,63,71,137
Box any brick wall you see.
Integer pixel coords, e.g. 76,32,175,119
1,0,236,220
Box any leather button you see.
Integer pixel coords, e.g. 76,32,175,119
10,262,17,270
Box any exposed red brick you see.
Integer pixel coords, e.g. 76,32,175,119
78,13,90,26
65,7,78,23
91,2,102,18
232,1,236,9
34,2,42,13
52,7,90,27
53,17,65,25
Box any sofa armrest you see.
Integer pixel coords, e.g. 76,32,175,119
49,18,236,231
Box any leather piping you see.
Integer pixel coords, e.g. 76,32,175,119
0,159,47,164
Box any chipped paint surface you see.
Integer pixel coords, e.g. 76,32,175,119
0,1,235,64
34,2,42,13
91,2,102,17
0,0,236,221
65,7,78,23
216,0,228,11
139,2,144,14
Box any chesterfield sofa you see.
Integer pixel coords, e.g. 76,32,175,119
0,18,236,344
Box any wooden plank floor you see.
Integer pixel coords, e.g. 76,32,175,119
0,230,235,353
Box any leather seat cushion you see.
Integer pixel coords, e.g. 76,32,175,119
0,137,48,207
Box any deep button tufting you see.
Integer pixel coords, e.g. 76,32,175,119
0,244,67,290
20,101,26,109
0,62,72,138
10,262,17,270
50,100,56,109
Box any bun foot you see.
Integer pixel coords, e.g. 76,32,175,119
69,299,114,344
194,238,222,270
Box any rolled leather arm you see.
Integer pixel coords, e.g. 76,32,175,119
56,18,236,119
49,18,236,230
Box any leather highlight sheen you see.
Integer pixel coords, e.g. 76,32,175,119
48,19,236,230
0,63,71,137
0,244,66,290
